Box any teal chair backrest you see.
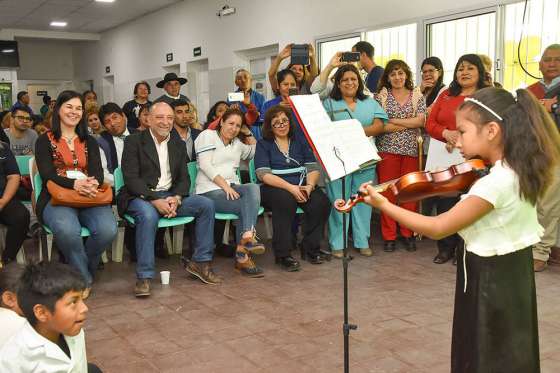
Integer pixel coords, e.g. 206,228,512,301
114,167,124,193
16,155,33,175
33,172,43,203
187,162,197,194
249,159,259,184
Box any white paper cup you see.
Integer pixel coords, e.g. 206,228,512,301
160,271,170,285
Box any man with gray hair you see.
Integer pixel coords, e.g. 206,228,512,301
119,102,219,296
528,44,560,271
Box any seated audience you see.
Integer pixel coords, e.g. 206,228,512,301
374,59,426,252
35,91,117,295
154,73,190,104
82,90,98,108
269,44,318,95
10,91,34,115
97,103,135,174
0,143,30,266
171,99,201,161
323,64,387,257
1,110,12,130
255,105,330,270
85,106,104,139
0,265,26,348
40,95,52,118
204,101,229,129
122,81,152,131
195,108,264,277
137,105,151,131
119,102,219,297
4,106,38,155
0,262,102,373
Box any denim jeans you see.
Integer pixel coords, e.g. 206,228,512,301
127,192,215,279
42,202,117,286
201,183,260,242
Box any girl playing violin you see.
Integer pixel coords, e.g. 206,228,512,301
360,87,560,373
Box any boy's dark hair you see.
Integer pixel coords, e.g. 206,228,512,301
353,41,374,58
170,99,190,110
17,262,86,326
11,105,32,117
0,265,24,303
448,54,488,97
17,91,28,101
459,87,560,204
42,95,52,106
98,102,124,122
262,105,294,140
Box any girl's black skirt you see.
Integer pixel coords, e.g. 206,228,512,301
451,246,540,373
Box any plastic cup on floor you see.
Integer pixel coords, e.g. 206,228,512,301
160,271,170,285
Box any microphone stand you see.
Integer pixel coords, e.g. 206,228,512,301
333,146,357,373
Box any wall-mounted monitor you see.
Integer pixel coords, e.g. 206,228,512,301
0,41,20,68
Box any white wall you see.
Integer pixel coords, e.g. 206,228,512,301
72,0,503,105
17,39,74,80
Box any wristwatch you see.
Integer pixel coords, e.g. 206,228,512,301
175,195,182,206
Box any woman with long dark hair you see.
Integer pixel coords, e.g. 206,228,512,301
35,91,117,295
420,56,446,108
425,54,488,264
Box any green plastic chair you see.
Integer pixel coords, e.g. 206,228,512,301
187,161,264,243
16,155,32,176
33,172,91,262
113,167,193,254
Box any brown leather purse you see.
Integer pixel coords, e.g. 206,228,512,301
47,180,113,208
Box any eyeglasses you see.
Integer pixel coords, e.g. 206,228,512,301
271,118,290,128
421,68,439,75
542,57,560,63
14,115,32,122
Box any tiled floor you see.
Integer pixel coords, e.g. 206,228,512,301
79,232,560,373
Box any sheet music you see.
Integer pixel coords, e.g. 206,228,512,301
290,94,380,181
424,138,465,171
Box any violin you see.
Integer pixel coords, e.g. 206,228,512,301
334,159,489,213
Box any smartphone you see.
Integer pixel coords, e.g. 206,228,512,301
290,44,310,66
341,52,361,62
288,87,299,96
227,92,245,102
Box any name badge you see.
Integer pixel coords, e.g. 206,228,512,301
66,170,87,180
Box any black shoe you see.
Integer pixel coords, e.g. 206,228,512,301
383,240,396,252
275,256,301,272
433,251,453,264
306,253,324,265
401,237,417,252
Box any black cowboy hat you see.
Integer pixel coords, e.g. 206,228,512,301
156,72,187,88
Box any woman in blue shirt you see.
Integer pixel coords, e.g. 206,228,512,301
323,64,388,257
260,69,307,144
255,105,330,271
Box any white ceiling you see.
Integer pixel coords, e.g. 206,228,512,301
0,0,183,33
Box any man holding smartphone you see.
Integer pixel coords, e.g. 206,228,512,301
352,41,384,94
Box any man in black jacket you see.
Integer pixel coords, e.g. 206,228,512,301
119,102,220,297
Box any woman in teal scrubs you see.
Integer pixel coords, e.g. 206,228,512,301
323,64,388,257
